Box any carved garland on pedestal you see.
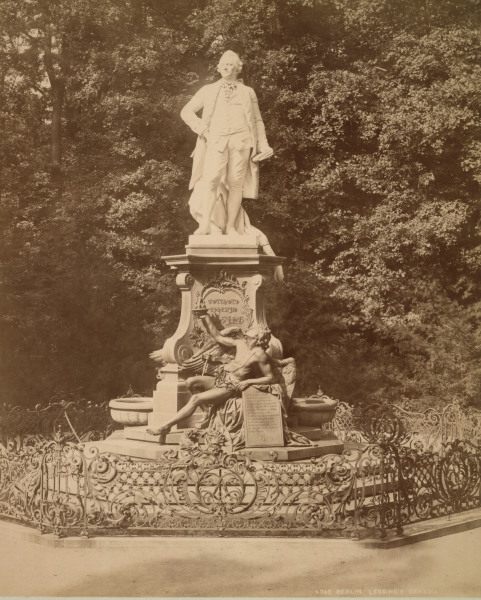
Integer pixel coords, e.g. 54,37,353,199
205,271,247,293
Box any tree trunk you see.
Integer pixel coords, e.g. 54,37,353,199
43,30,64,191
50,79,64,176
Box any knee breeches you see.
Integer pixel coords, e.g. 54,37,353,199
202,132,252,192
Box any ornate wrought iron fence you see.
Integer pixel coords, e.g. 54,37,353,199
0,400,480,538
330,400,481,452
0,431,393,537
0,400,114,449
0,428,480,538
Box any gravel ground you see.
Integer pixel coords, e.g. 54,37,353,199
0,523,480,597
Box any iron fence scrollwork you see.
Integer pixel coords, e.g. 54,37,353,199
0,400,480,538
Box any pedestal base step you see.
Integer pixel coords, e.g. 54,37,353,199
89,429,343,462
240,440,343,461
125,425,336,444
84,438,177,461
125,426,188,444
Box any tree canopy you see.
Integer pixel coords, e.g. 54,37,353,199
1,0,480,407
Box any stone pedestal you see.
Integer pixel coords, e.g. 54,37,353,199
160,234,284,363
110,234,344,462
147,234,284,431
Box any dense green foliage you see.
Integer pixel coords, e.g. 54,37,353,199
1,0,480,406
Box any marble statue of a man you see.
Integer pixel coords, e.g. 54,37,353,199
181,50,273,236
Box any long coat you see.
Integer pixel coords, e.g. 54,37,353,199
180,79,270,200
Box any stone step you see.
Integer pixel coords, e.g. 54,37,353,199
125,426,230,445
125,425,184,444
125,424,336,445
239,440,344,461
89,431,343,462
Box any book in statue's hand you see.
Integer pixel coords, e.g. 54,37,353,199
252,148,274,162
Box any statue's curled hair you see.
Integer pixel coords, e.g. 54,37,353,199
245,326,271,350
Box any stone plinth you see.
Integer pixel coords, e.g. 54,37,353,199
159,234,284,365
107,235,345,464
126,425,339,446
89,430,344,462
149,235,284,431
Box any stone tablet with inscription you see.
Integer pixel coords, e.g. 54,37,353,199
243,388,284,448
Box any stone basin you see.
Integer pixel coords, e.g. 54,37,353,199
109,397,153,426
291,396,338,427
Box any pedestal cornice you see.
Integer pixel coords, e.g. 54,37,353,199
163,252,284,270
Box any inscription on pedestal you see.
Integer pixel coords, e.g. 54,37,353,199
203,288,249,329
189,274,255,354
243,388,284,448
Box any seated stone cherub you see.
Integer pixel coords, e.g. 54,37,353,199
147,310,275,444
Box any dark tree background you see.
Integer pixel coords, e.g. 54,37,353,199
1,0,480,407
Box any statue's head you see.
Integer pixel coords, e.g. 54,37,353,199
244,325,271,350
217,50,243,79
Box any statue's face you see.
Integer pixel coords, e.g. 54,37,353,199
244,332,258,348
218,57,239,80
